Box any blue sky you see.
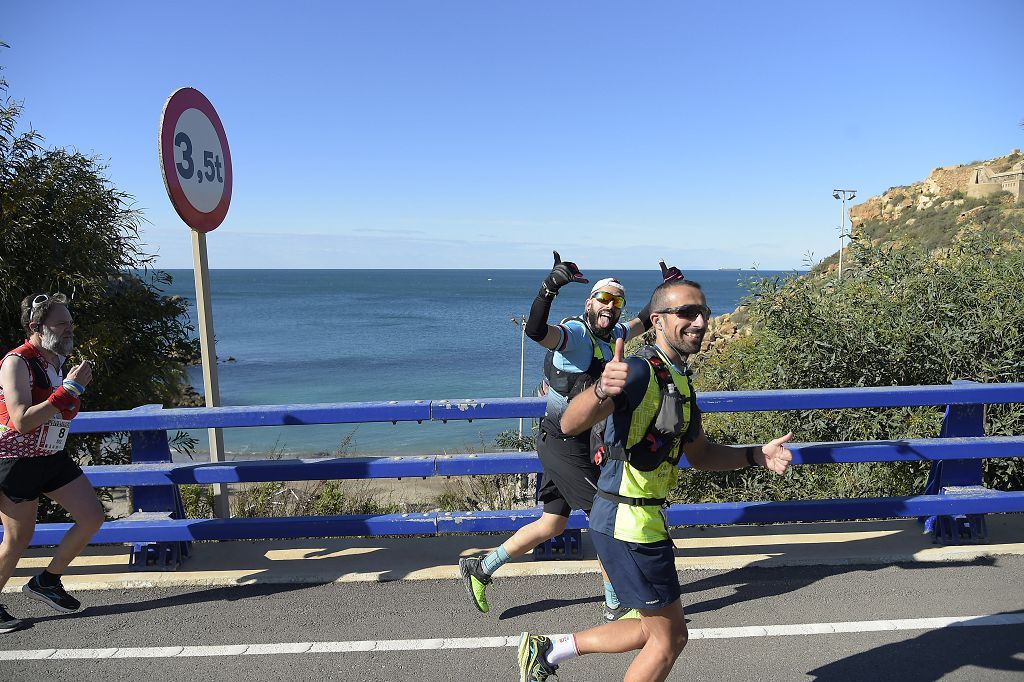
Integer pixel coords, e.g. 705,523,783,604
4,1,1022,270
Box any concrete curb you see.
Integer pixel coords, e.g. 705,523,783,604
5,515,1023,592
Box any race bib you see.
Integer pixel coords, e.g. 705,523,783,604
36,417,71,452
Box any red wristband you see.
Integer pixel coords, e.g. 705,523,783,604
47,386,81,419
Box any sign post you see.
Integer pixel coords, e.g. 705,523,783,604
159,87,233,518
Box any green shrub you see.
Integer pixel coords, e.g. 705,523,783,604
687,228,1024,503
495,428,536,451
227,480,404,518
180,484,215,519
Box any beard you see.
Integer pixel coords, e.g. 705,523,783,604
40,326,73,357
586,307,619,341
669,331,704,357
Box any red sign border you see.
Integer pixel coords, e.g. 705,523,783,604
159,88,233,233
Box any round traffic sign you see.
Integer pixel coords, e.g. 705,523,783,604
159,88,232,232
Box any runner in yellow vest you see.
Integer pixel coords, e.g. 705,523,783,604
459,252,655,621
518,278,794,682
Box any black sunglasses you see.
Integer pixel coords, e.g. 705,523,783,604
654,304,711,321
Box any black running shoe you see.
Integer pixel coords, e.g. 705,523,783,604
0,604,24,634
22,574,81,613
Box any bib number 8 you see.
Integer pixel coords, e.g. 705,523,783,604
37,418,71,452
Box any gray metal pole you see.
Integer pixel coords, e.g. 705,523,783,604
191,230,230,519
512,315,526,445
838,194,845,282
833,189,856,282
518,315,526,443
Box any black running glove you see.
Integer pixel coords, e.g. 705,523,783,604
659,259,684,282
539,251,588,300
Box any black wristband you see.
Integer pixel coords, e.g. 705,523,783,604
594,381,608,402
745,446,758,467
638,302,653,331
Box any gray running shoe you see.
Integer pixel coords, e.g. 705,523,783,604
603,603,641,621
22,574,80,613
518,632,558,682
0,604,24,634
458,557,492,613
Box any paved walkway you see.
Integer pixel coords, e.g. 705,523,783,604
5,515,1024,592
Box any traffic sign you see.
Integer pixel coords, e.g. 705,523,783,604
159,87,232,232
158,86,232,518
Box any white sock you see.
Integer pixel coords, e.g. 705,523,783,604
546,634,579,666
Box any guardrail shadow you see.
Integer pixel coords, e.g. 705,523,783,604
24,581,325,629
675,516,1001,617
805,610,1024,681
496,520,1005,622
681,556,996,618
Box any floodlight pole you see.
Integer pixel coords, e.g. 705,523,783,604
511,314,527,445
833,189,857,281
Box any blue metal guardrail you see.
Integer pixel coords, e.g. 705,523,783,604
7,382,1024,569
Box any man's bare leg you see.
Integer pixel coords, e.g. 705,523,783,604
574,599,688,682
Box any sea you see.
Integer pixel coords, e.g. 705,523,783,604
158,269,799,458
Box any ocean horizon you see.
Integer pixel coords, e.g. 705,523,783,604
157,268,802,459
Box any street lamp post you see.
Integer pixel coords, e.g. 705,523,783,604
832,189,857,281
511,314,527,445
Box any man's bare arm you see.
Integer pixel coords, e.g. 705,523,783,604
0,356,60,433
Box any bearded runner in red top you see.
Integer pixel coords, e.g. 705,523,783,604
0,293,104,634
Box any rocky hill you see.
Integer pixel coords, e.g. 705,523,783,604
692,150,1024,361
845,150,1024,256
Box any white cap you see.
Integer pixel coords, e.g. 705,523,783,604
590,277,625,296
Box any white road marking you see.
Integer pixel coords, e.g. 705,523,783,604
1,614,1022,661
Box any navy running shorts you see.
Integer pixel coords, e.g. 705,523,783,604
536,430,601,517
590,529,681,610
0,452,84,504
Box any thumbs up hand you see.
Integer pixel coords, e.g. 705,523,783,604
761,432,795,475
597,337,629,398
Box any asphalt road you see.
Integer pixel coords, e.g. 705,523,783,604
2,555,1023,681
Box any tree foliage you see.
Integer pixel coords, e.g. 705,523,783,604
0,71,197,519
685,224,1024,505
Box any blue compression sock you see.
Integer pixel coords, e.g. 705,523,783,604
604,581,620,609
481,545,511,575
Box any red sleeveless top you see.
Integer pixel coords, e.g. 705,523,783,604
0,342,60,458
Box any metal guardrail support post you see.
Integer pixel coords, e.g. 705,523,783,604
128,405,191,570
534,529,582,560
924,381,987,544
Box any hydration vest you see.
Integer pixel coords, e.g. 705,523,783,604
591,345,694,475
542,316,610,401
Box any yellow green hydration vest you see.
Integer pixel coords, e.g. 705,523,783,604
593,345,694,475
591,345,695,542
